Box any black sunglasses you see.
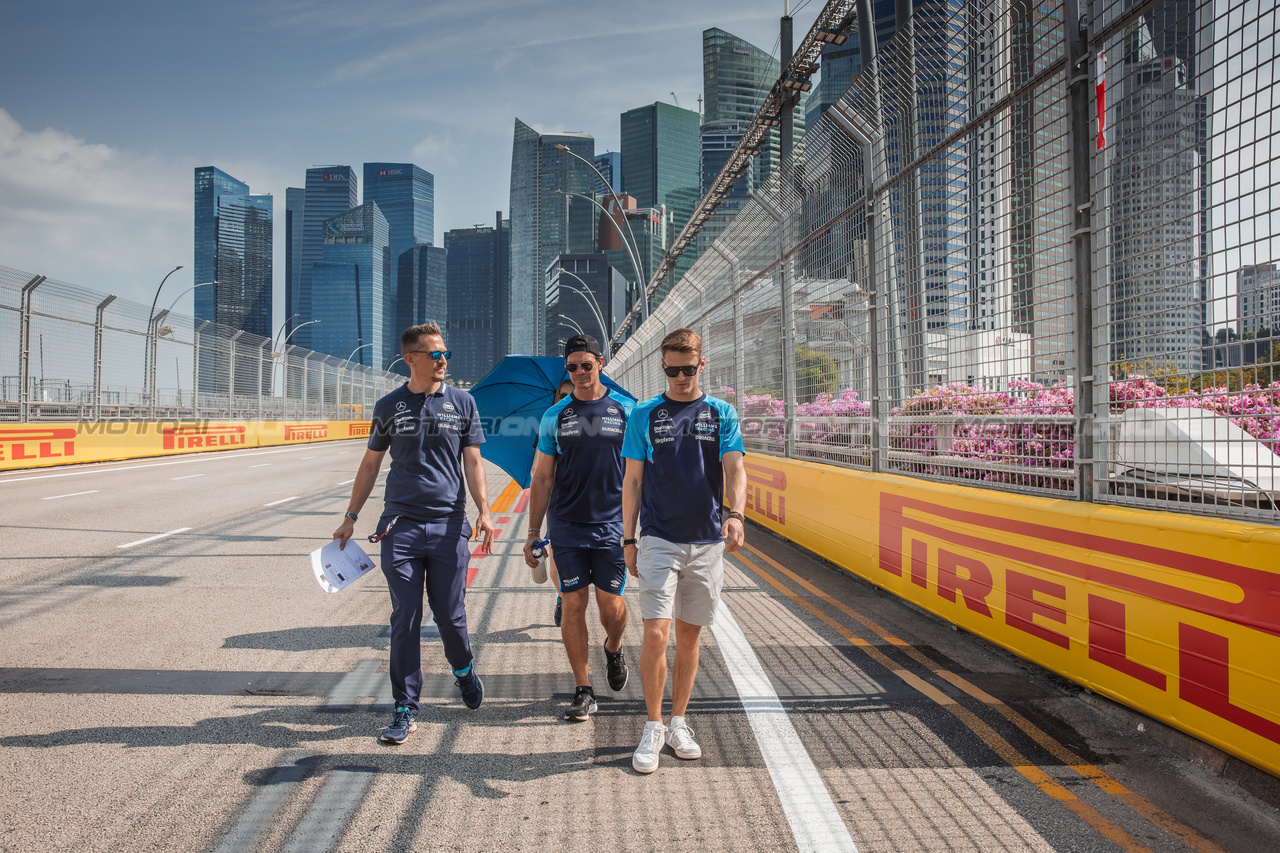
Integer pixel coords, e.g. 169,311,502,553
565,361,596,373
663,364,699,377
409,350,451,360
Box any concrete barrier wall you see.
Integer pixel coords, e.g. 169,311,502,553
742,456,1280,778
0,421,368,470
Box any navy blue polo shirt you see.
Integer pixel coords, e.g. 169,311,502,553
621,392,744,545
368,383,484,521
537,389,635,547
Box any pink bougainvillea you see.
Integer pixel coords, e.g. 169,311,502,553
735,377,1280,491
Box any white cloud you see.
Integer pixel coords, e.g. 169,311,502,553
0,108,191,302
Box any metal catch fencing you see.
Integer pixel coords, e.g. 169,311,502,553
608,0,1280,525
1,264,402,423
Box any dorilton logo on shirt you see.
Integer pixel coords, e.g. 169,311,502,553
285,423,328,440
162,425,247,450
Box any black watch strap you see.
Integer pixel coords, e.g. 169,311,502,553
344,511,358,522
621,537,638,546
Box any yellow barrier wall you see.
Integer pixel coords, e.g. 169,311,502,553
743,456,1280,778
0,421,370,470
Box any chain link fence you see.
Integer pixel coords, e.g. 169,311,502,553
1,264,402,423
609,0,1280,525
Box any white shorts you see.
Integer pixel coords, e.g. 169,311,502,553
636,536,725,626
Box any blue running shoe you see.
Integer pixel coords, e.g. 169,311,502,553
379,706,416,744
456,669,484,709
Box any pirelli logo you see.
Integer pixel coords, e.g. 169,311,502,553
878,494,1280,745
745,460,786,524
162,425,247,450
0,427,76,461
348,422,371,438
285,423,328,441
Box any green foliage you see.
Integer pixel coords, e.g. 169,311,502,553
795,343,839,404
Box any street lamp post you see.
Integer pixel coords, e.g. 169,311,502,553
274,319,319,399
555,313,588,337
145,265,184,386
552,146,650,327
552,189,648,304
553,267,610,342
342,343,373,418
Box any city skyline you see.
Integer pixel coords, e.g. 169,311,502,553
0,1,803,323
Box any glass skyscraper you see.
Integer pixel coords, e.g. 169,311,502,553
509,119,595,356
445,213,510,384
295,166,358,351
285,186,305,332
393,244,447,376
697,120,754,255
593,152,621,196
193,166,272,337
363,163,435,266
310,202,390,368
620,101,701,296
702,28,806,191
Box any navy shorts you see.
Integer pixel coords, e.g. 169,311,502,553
555,544,626,596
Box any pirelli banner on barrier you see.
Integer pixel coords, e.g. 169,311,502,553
0,421,372,470
743,456,1280,778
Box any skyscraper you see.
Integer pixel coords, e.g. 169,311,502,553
1238,265,1279,338
697,119,754,255
296,166,358,351
285,186,305,329
393,244,448,375
193,166,273,337
445,213,510,384
310,202,390,368
545,254,627,349
509,119,595,356
703,28,806,191
593,152,621,196
363,163,435,266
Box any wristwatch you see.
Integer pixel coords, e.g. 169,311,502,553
344,511,358,522
621,537,638,547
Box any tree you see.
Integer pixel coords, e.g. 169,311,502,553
795,343,839,403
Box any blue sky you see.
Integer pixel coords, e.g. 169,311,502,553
0,0,818,318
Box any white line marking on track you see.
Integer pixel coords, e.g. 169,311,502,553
172,474,205,480
712,602,860,853
337,479,354,486
0,441,367,485
299,456,316,460
42,490,99,500
248,463,271,468
117,527,192,549
264,496,299,506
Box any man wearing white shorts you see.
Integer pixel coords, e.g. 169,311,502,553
621,327,747,774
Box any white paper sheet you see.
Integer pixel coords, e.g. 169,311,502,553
310,539,377,593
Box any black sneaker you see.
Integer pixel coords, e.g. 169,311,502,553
605,644,629,691
379,706,417,744
554,596,562,627
565,687,597,721
455,668,484,709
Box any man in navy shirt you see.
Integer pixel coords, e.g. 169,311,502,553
524,335,635,721
333,322,495,745
621,328,746,774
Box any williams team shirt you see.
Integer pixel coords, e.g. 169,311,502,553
537,389,635,547
621,392,744,545
368,383,484,521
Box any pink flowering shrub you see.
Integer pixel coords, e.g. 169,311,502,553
735,376,1280,491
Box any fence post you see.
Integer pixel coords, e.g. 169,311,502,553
192,320,209,420
257,342,267,420
751,193,796,457
1065,0,1096,503
149,309,169,420
301,352,309,416
228,330,246,419
710,244,747,414
18,275,46,422
93,294,117,422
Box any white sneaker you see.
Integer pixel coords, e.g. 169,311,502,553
666,721,702,760
633,722,666,774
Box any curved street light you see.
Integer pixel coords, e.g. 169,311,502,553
341,343,374,419
552,189,647,296
161,280,216,318
553,267,610,343
274,319,320,396
555,313,587,337
144,264,183,384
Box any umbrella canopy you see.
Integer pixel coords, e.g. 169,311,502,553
470,355,635,488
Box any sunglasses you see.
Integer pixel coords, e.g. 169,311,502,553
663,364,699,377
409,350,451,360
565,361,596,373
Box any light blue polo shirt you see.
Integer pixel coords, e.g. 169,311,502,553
621,392,744,545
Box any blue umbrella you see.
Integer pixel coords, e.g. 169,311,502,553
470,355,635,488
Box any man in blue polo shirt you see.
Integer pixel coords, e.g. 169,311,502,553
524,335,635,721
333,321,495,745
621,327,746,774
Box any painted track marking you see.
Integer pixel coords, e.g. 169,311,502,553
117,528,192,549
